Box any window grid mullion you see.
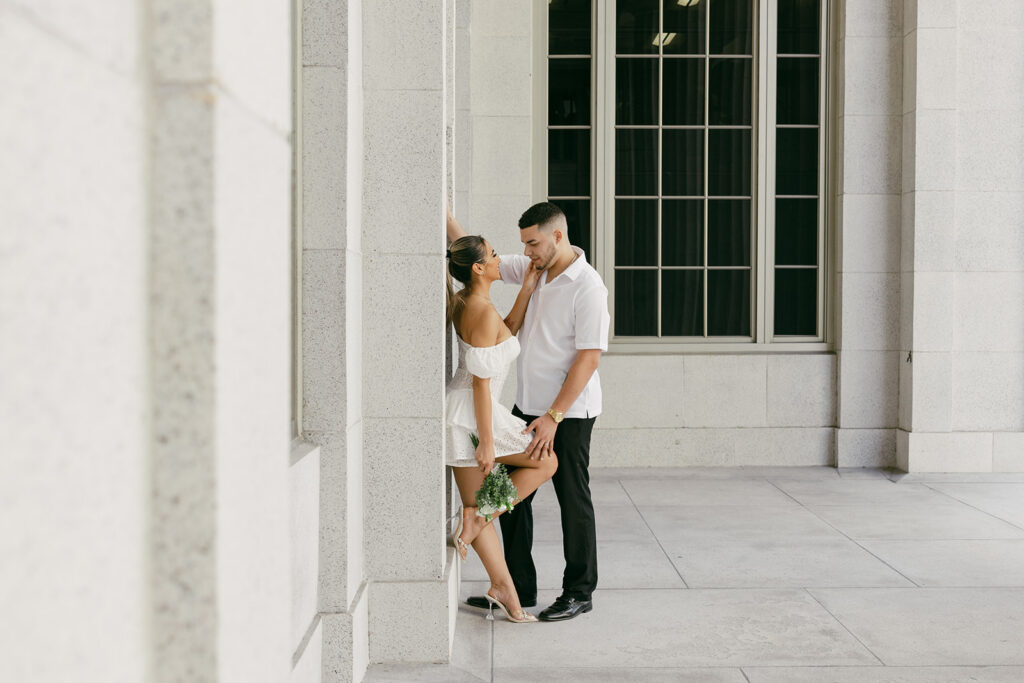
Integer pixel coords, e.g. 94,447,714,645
702,4,710,338
558,0,829,347
656,0,664,338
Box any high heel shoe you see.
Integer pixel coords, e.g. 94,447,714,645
485,593,538,623
451,507,469,562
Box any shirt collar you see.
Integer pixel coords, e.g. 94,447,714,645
549,246,587,283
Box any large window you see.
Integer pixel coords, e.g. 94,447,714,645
538,0,829,349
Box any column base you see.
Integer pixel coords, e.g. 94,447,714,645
368,547,460,664
894,430,1024,472
835,428,897,468
321,583,369,683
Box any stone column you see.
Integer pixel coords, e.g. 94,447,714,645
454,0,473,218
362,0,457,664
896,1,966,470
834,0,904,467
1,4,148,680
299,0,371,681
148,0,293,680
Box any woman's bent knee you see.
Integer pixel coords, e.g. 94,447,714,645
544,455,558,478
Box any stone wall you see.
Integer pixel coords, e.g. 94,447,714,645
1,3,148,680
835,0,904,467
2,0,294,680
898,0,1024,471
362,0,458,667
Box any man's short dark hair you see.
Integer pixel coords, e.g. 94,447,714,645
518,202,565,231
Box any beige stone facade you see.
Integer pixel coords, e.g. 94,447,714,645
2,0,1023,680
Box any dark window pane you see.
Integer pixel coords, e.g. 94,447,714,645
554,199,592,260
708,58,752,125
549,129,590,196
616,0,658,54
709,0,753,55
616,129,658,195
775,127,818,195
663,58,705,125
708,269,751,336
616,59,658,125
615,200,658,266
662,199,703,266
708,199,751,267
774,268,817,335
615,270,658,336
550,0,592,55
777,57,819,124
549,59,591,125
778,0,820,54
708,129,751,196
662,270,703,336
775,198,817,265
662,130,703,196
662,0,705,55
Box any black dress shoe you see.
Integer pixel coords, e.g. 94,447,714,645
466,595,536,609
538,596,593,621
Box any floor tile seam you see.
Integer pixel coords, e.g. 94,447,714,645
764,479,805,507
682,583,928,590
740,664,1024,669
530,586,937,593
491,665,761,675
629,503,806,510
921,483,1024,531
618,477,691,588
859,536,1024,542
802,588,888,667
807,586,1024,594
772,480,925,588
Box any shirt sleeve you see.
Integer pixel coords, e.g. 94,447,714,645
574,281,610,351
498,254,530,285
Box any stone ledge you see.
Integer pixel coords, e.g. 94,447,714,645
591,428,836,468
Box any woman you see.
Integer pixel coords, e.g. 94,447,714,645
445,234,556,623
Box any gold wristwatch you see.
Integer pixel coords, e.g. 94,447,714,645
546,408,565,424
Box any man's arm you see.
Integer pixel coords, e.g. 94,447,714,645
446,201,467,243
522,349,602,460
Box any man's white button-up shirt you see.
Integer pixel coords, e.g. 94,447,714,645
499,246,610,419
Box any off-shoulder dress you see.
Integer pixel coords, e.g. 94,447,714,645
445,335,532,467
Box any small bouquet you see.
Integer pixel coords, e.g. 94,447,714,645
470,434,519,521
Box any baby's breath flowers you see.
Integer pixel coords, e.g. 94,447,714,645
470,434,519,522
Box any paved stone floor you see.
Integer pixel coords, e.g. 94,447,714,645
366,467,1024,682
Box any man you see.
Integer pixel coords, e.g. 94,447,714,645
447,201,609,621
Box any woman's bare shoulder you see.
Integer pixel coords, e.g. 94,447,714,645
458,300,502,347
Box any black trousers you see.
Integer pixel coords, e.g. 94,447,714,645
500,405,598,602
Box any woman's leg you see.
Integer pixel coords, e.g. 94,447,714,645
499,451,559,505
458,451,557,545
452,467,524,614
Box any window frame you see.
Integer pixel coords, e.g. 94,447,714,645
533,0,834,354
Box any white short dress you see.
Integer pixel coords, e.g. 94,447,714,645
446,335,533,467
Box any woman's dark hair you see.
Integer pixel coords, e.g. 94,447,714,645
445,234,488,326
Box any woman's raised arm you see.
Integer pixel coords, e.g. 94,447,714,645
446,200,468,243
503,265,541,335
